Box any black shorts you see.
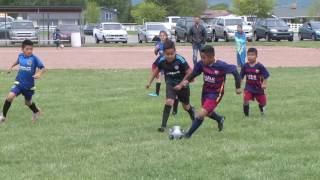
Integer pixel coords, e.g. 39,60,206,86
166,84,190,105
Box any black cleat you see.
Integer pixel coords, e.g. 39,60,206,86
217,116,225,132
157,127,166,132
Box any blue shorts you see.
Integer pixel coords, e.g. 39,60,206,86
11,85,34,101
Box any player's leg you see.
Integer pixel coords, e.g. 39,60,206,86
192,44,199,65
184,108,208,138
203,97,224,131
155,74,161,96
256,94,267,115
0,87,19,122
158,85,176,132
149,63,161,97
172,97,179,115
23,90,41,123
243,90,252,117
178,87,195,121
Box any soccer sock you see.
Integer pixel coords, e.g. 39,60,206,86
209,112,223,122
155,83,161,96
243,104,249,116
259,104,265,113
172,98,179,113
29,102,39,114
186,106,195,121
185,117,204,138
2,100,12,118
161,105,172,128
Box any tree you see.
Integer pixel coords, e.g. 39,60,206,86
85,1,100,23
131,2,167,24
232,0,275,18
145,0,208,16
309,0,320,17
210,3,230,11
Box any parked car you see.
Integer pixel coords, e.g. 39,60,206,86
138,22,172,43
213,15,253,42
298,21,320,41
175,17,213,43
0,16,14,23
8,20,39,44
253,18,294,42
163,16,180,35
240,15,257,25
0,22,10,39
93,22,128,43
56,24,85,44
84,24,97,35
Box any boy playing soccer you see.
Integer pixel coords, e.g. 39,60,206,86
146,40,195,132
240,48,270,116
182,45,242,138
0,40,45,123
148,31,179,115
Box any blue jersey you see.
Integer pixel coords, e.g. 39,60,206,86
15,53,45,90
155,41,165,56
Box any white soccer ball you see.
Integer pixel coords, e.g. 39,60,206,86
168,126,184,140
60,44,64,49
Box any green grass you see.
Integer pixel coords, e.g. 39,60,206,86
0,68,320,180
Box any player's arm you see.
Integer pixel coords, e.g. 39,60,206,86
154,43,160,55
174,67,193,90
33,67,45,80
7,58,19,74
146,68,160,89
225,63,241,94
261,65,270,89
33,57,46,79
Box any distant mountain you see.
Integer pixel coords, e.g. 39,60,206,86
132,0,313,9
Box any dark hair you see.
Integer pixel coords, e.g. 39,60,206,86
200,45,215,56
159,30,168,36
247,48,258,55
22,39,33,48
163,40,175,51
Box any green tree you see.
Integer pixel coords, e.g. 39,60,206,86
145,0,207,16
85,1,100,23
131,1,167,24
309,0,320,17
232,0,275,18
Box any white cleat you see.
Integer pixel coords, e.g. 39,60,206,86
0,115,6,123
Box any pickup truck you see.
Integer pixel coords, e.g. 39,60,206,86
93,22,128,43
8,20,39,44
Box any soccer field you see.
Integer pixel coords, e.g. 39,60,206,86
0,68,320,180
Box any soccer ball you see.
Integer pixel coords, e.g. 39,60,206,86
60,44,64,49
168,126,185,140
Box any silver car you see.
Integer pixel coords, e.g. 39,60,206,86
9,20,39,44
138,22,172,43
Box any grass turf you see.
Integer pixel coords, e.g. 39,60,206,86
0,68,320,180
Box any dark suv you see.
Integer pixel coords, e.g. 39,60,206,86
253,18,294,41
175,17,212,42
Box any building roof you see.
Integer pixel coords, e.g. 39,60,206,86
201,10,231,19
0,6,83,13
273,6,319,18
